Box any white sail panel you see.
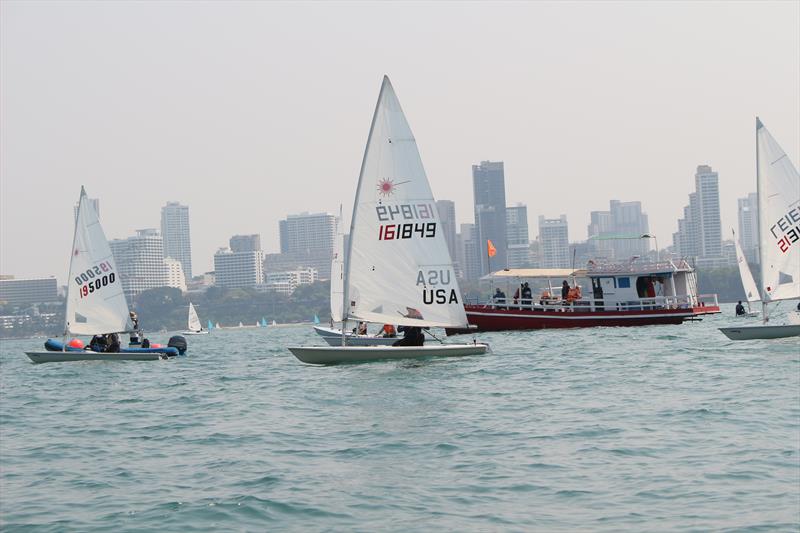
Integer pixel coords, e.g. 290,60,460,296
734,232,760,303
757,119,800,302
188,302,201,332
345,77,468,328
330,214,345,322
66,188,132,335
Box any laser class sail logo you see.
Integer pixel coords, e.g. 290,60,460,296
376,178,411,197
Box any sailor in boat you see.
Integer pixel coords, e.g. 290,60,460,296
88,334,108,352
380,324,397,338
355,321,368,336
393,325,425,346
735,301,746,316
128,311,142,345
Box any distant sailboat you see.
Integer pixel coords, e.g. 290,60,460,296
208,320,214,330
216,322,221,329
182,302,209,335
261,317,268,327
272,319,277,326
732,229,760,317
313,314,320,324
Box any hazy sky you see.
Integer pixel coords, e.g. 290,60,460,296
2,1,798,282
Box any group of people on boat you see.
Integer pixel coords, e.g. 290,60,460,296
352,321,426,346
86,310,148,352
493,280,582,309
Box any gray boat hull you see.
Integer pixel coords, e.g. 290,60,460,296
718,324,800,340
26,351,167,364
288,343,489,365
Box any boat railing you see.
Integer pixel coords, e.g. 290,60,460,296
469,293,714,313
586,258,691,275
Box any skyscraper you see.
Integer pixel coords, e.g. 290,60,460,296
458,223,481,281
672,165,724,266
214,247,265,289
110,229,175,300
737,193,758,264
279,212,336,254
472,161,507,275
538,215,570,269
587,200,650,259
506,204,532,268
230,234,262,253
160,202,192,280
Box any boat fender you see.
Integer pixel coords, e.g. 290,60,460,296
68,338,85,349
168,335,188,355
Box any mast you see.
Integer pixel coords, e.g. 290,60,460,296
63,187,86,341
755,117,768,323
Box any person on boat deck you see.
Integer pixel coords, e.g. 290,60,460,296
357,322,368,335
561,280,570,300
521,282,533,307
380,324,397,337
393,325,425,346
493,288,507,309
106,333,121,353
512,286,521,305
89,334,108,352
129,311,141,344
735,301,746,316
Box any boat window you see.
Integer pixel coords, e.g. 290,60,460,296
617,277,630,288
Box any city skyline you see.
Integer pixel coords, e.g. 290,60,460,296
2,2,798,281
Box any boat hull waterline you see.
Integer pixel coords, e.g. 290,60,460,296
25,351,168,364
288,343,489,365
718,324,800,340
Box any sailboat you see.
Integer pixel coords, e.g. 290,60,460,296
25,187,178,363
215,322,221,329
208,320,214,330
182,302,209,335
313,207,398,346
261,317,268,327
731,229,760,318
720,118,800,340
289,76,488,364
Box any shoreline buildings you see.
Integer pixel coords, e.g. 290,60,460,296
161,202,192,282
672,165,725,267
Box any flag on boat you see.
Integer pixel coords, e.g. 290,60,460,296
487,239,497,257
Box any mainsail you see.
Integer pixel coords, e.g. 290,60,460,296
188,302,201,332
66,187,132,335
344,76,468,329
757,118,800,303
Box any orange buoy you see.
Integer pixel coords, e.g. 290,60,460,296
68,338,85,349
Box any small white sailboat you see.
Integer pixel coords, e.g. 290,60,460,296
182,302,209,335
26,187,176,363
732,230,760,318
720,118,800,340
289,76,487,364
216,322,221,329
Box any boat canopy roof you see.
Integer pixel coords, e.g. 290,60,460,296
481,268,587,281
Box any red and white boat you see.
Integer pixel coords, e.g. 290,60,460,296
446,258,720,334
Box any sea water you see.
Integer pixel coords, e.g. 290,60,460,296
1,303,798,531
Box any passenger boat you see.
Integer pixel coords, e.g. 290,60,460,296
446,258,720,334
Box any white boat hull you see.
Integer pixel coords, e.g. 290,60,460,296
719,324,800,340
25,351,167,364
181,330,209,335
313,326,399,346
288,343,488,365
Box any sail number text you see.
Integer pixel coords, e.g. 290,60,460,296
376,203,437,240
772,207,800,253
379,223,436,240
74,261,117,298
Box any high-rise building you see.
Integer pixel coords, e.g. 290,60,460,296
110,229,171,299
538,215,570,269
214,248,265,289
230,234,262,253
0,277,59,306
74,197,100,223
279,212,336,254
263,268,319,295
164,258,187,292
737,193,758,264
458,223,481,281
588,200,650,259
472,161,508,275
672,165,723,266
435,200,458,262
160,202,192,280
506,204,532,268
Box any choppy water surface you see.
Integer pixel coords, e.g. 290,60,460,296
1,303,798,531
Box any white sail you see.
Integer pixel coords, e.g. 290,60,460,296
757,118,800,303
66,187,132,335
344,76,468,329
187,302,201,332
733,230,760,304
330,210,345,322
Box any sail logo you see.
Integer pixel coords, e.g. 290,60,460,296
417,269,458,305
771,206,800,253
